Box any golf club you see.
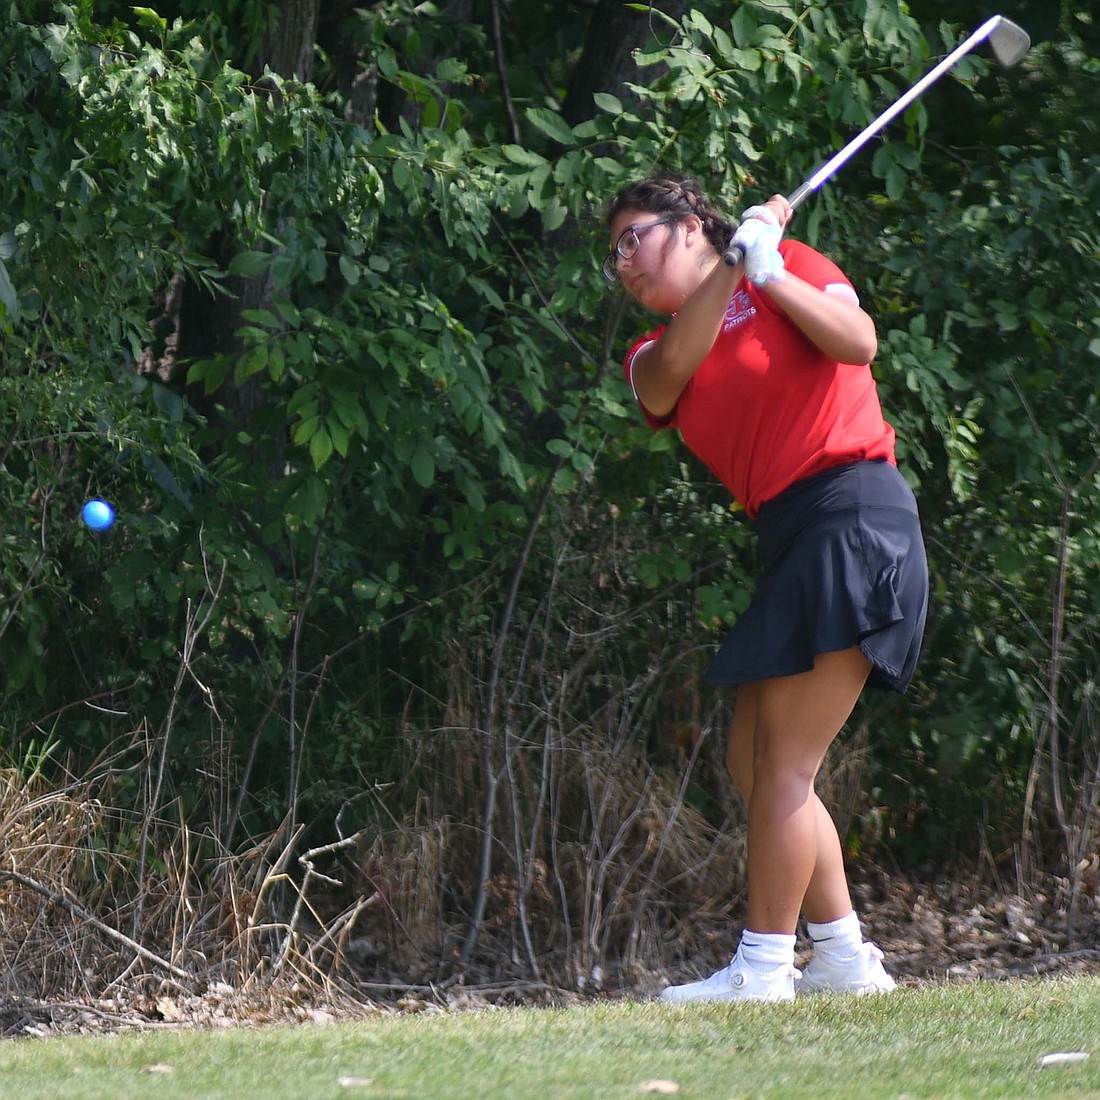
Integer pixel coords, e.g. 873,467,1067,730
724,14,1031,267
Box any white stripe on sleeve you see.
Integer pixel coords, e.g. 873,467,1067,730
626,339,656,403
824,282,860,306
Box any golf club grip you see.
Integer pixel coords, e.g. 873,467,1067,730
723,184,814,267
722,243,744,268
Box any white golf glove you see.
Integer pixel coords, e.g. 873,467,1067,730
729,206,785,286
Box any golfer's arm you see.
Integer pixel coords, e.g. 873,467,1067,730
630,262,744,418
759,274,878,364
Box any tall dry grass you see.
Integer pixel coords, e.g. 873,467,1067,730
0,746,365,1028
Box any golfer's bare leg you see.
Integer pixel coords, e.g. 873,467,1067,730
727,648,871,933
727,683,852,924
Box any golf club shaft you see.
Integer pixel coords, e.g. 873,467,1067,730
724,15,1013,267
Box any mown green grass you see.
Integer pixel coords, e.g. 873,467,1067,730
1,976,1098,1099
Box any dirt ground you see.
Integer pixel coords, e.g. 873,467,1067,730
848,866,1100,984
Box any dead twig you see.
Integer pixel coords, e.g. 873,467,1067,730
0,868,190,982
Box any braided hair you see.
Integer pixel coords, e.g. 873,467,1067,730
604,175,734,255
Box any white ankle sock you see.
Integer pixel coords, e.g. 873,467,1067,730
738,930,796,972
806,911,863,962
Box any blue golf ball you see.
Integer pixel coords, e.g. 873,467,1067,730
81,499,115,531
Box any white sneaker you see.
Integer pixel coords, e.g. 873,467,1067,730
799,941,896,996
659,946,798,1004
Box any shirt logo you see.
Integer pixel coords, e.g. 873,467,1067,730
722,289,756,332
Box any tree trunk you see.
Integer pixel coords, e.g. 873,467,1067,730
255,0,321,81
177,1,321,424
562,0,689,126
323,0,475,129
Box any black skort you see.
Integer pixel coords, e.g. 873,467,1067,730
705,459,929,693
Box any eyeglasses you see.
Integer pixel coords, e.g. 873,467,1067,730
601,216,678,283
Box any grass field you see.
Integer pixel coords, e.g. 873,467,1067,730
1,976,1098,1099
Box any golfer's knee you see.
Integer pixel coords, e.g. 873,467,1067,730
751,746,817,799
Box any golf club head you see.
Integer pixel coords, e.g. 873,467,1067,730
988,16,1030,67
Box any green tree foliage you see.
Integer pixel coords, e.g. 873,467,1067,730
1,1,1096,955
857,6,1100,866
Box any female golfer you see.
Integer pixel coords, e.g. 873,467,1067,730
604,175,927,1002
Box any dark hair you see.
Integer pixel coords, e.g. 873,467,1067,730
604,175,734,255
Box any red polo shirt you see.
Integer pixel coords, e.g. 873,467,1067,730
624,240,896,519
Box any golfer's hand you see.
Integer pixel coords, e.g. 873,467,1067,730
730,211,785,286
743,195,793,231
721,193,792,271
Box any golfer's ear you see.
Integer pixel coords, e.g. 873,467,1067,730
681,213,705,245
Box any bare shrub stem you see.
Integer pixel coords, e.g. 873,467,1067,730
0,868,190,981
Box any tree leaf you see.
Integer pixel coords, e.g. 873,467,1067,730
0,258,19,325
411,443,435,488
228,251,273,277
501,144,547,167
310,428,334,470
524,107,576,147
